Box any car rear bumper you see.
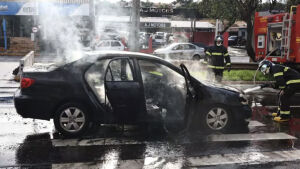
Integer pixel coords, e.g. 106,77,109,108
14,89,54,120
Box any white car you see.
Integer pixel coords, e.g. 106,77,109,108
94,40,125,51
153,43,205,60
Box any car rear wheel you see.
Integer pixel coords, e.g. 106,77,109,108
192,54,201,60
54,103,90,137
201,105,233,132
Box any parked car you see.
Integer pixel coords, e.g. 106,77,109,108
152,34,166,46
153,43,205,60
228,36,246,46
93,40,126,51
14,51,251,137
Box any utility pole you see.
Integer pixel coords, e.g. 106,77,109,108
129,0,140,52
89,0,95,38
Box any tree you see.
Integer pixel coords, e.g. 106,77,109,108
172,0,193,8
235,0,262,62
141,0,154,8
257,1,285,12
286,0,300,11
198,0,240,34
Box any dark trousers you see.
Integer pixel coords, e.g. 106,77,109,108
207,68,223,82
279,85,300,117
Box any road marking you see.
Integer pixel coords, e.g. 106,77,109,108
52,132,295,147
51,149,300,168
248,120,265,127
52,138,146,147
207,132,296,142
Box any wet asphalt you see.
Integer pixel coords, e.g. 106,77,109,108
1,90,300,168
1,52,300,168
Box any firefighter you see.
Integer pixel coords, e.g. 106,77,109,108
204,35,231,82
259,60,300,122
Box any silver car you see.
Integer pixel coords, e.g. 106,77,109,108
153,43,205,60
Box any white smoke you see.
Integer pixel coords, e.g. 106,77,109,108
38,2,85,62
37,1,131,63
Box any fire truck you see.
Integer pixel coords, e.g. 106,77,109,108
254,5,300,65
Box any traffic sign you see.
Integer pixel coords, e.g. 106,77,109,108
32,27,38,33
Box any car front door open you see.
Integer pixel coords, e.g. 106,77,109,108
104,58,146,123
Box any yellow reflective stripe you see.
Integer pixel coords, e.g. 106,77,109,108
208,65,224,69
215,66,224,69
212,52,223,55
226,63,231,66
284,67,289,72
280,111,290,115
224,53,229,56
274,72,283,77
202,61,207,64
279,86,285,89
149,71,163,76
206,51,211,55
286,79,300,85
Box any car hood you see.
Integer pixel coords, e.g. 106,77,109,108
201,81,241,94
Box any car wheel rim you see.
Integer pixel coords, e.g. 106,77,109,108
59,107,86,133
206,107,228,130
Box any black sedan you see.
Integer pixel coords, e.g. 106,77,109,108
14,51,251,137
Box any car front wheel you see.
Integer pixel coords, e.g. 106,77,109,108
54,103,90,137
192,54,201,60
201,105,233,132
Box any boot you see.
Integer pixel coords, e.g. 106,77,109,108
272,111,280,117
273,114,290,122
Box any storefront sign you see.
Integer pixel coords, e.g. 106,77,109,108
140,8,173,17
142,22,170,28
0,2,88,16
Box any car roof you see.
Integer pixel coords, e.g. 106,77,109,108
84,50,181,72
85,50,165,61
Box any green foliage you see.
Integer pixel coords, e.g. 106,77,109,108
172,0,193,7
286,0,300,11
198,0,240,33
190,70,273,81
223,70,273,81
141,0,154,8
257,1,286,12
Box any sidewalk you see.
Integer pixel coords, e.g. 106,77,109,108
0,59,20,102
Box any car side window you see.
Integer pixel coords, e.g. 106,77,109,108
172,45,183,50
105,59,134,82
111,41,121,47
188,44,196,50
98,41,110,47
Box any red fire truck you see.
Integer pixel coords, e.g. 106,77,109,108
254,5,300,65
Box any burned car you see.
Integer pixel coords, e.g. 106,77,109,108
14,51,251,137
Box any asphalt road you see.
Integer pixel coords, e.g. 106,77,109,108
1,50,300,168
1,98,300,168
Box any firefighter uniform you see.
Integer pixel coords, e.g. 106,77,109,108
205,45,231,82
271,64,300,121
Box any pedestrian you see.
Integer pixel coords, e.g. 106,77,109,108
259,60,300,122
204,35,231,82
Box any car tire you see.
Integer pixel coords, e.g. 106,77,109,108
54,103,90,137
192,55,201,60
200,104,233,132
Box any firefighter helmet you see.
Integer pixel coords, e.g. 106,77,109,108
259,60,273,75
215,35,223,46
